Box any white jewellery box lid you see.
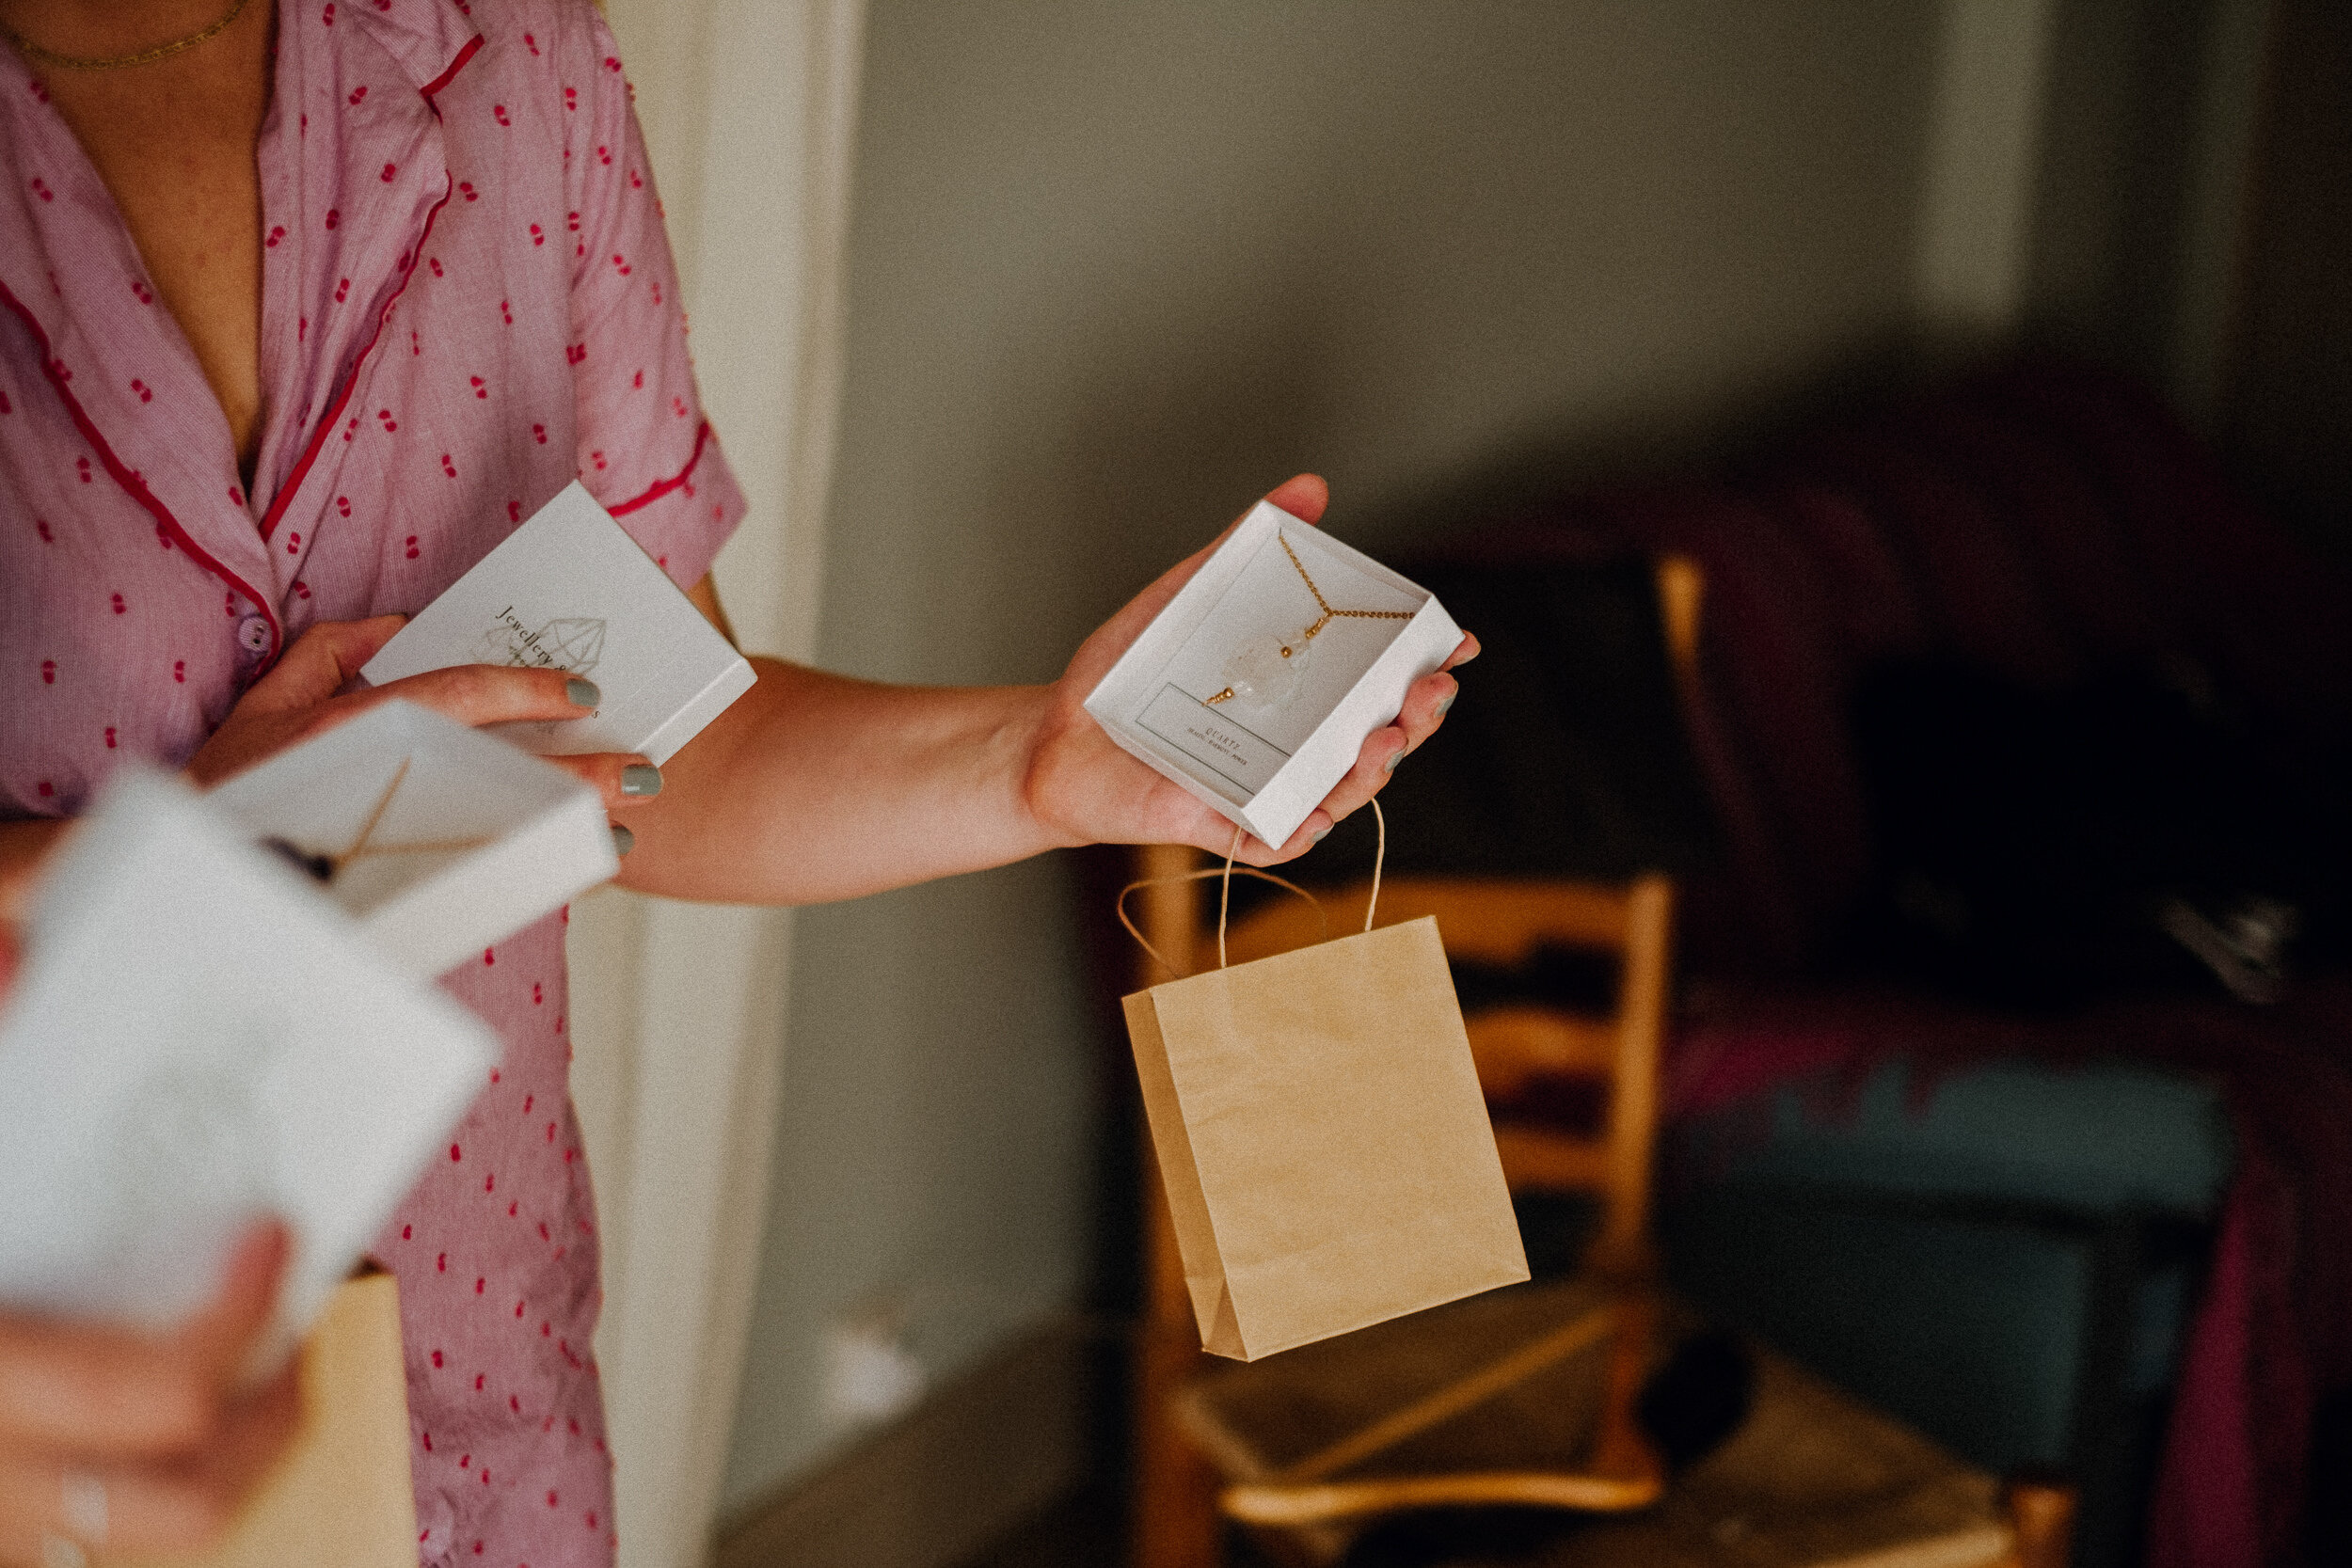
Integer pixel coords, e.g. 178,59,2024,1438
359,482,756,767
1084,502,1462,847
0,768,498,1366
207,701,619,978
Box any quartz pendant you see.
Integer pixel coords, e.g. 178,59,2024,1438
1218,632,1305,710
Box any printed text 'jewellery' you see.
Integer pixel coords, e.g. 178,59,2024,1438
1204,533,1413,710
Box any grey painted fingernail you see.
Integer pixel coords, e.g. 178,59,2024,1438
1311,827,1330,844
1386,749,1404,773
621,764,662,797
611,823,635,856
1436,691,1455,716
567,677,601,708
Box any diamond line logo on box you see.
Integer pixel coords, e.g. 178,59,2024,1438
479,606,605,677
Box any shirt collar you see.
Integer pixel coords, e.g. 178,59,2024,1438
342,0,482,99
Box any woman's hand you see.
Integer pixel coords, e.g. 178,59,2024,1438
184,617,665,830
0,1225,298,1566
1025,474,1476,866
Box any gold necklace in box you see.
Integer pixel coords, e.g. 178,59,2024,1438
1204,533,1413,710
262,757,490,884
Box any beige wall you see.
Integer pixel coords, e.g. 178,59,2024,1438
721,0,1944,1511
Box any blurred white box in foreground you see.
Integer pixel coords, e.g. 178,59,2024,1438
0,769,496,1357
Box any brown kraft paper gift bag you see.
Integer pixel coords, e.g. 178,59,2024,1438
1121,812,1528,1360
105,1271,418,1568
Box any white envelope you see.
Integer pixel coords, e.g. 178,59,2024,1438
207,702,618,979
1085,503,1463,846
0,769,497,1362
358,483,755,766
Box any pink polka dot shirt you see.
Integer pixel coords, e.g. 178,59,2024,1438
0,3,744,1562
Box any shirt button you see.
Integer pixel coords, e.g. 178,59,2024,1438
236,613,272,657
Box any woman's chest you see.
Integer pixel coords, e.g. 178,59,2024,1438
0,135,584,820
33,8,275,470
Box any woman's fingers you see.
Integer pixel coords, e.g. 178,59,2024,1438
172,1224,290,1389
1161,649,1465,867
1288,668,1459,837
0,1227,297,1561
230,619,409,720
0,1226,286,1459
538,753,661,814
0,1365,300,1560
1263,472,1328,526
0,1323,212,1460
185,618,610,786
359,664,601,730
1394,669,1460,752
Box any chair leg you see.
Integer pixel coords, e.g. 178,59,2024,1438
2005,1477,2074,1568
1135,1147,1222,1568
1134,1323,1223,1568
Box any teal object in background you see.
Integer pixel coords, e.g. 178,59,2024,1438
1687,1056,2233,1215
1668,1196,2096,1469
1661,1054,2229,1568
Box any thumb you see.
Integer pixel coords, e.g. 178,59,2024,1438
1265,472,1328,525
241,616,406,715
176,1221,291,1386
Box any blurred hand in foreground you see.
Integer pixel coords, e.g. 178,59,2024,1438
0,1224,296,1566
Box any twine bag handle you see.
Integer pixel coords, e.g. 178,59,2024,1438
1117,799,1387,980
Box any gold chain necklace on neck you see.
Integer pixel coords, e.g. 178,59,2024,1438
3,0,252,71
1205,532,1413,709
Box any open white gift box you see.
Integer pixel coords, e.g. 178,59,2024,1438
1085,502,1463,847
208,700,618,978
0,768,496,1362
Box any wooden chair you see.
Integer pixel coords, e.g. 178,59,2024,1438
1125,556,2075,1568
1127,863,1677,1567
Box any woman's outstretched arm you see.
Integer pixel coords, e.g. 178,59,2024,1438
615,474,1475,906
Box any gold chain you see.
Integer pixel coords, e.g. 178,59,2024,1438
263,757,489,883
1278,532,1415,642
3,0,252,71
1203,533,1414,705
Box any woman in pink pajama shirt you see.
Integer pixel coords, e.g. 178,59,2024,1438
0,1,1470,1563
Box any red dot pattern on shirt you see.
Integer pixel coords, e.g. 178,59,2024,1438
5,11,750,1563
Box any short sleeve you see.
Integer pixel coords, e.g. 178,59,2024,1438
564,8,744,590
